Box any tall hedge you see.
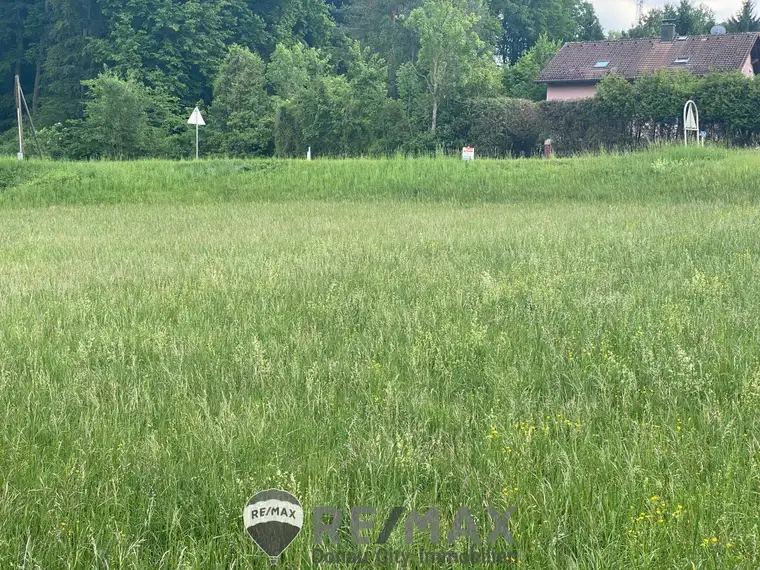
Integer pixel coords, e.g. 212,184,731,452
466,72,760,157
466,98,542,157
538,99,635,155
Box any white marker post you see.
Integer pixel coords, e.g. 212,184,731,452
187,107,206,159
307,146,312,161
683,100,701,147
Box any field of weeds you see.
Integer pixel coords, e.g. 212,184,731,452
1,148,759,568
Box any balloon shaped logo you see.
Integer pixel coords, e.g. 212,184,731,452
244,489,303,565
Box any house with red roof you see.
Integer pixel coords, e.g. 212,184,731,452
536,22,760,101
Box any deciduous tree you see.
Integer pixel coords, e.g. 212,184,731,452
405,0,496,134
210,45,273,157
80,71,176,158
503,33,560,101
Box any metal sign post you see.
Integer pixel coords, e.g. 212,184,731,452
684,100,702,147
187,107,206,159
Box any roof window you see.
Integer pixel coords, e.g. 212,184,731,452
593,61,610,68
673,57,690,64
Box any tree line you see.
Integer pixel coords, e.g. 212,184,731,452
1,0,758,159
622,0,760,39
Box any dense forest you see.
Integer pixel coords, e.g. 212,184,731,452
1,0,759,158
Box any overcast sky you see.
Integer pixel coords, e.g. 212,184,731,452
592,0,746,32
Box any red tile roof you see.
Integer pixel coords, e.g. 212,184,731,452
537,33,760,83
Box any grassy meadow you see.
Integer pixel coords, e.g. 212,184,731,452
1,147,760,568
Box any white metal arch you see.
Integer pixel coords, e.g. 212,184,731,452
683,100,702,147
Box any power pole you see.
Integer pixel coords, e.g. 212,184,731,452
15,74,24,161
636,0,645,26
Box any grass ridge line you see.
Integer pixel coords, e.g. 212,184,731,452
1,146,759,208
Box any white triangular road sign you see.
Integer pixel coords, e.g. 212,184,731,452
685,107,697,130
188,107,205,126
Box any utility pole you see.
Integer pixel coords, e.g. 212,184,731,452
15,74,24,161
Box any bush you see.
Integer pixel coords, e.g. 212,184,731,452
538,98,636,156
79,71,178,160
467,98,542,157
697,72,759,145
273,42,406,157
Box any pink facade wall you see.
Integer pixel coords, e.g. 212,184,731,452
546,83,598,101
742,54,754,77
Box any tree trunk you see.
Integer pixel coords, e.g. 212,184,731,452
430,57,439,135
33,59,42,116
431,96,438,135
32,0,51,114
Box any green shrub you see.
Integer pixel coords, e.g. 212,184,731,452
467,98,542,157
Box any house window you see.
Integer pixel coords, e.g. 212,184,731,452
673,58,690,64
593,61,610,68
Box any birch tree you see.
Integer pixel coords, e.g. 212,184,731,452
405,0,487,134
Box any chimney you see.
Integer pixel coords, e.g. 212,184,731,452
661,19,677,42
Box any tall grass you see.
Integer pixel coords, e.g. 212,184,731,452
1,145,759,207
0,148,759,568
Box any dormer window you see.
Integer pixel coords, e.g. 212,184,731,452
594,61,610,68
673,57,690,64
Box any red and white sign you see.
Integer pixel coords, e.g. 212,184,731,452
462,147,475,161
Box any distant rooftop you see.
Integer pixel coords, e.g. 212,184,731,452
537,33,760,83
